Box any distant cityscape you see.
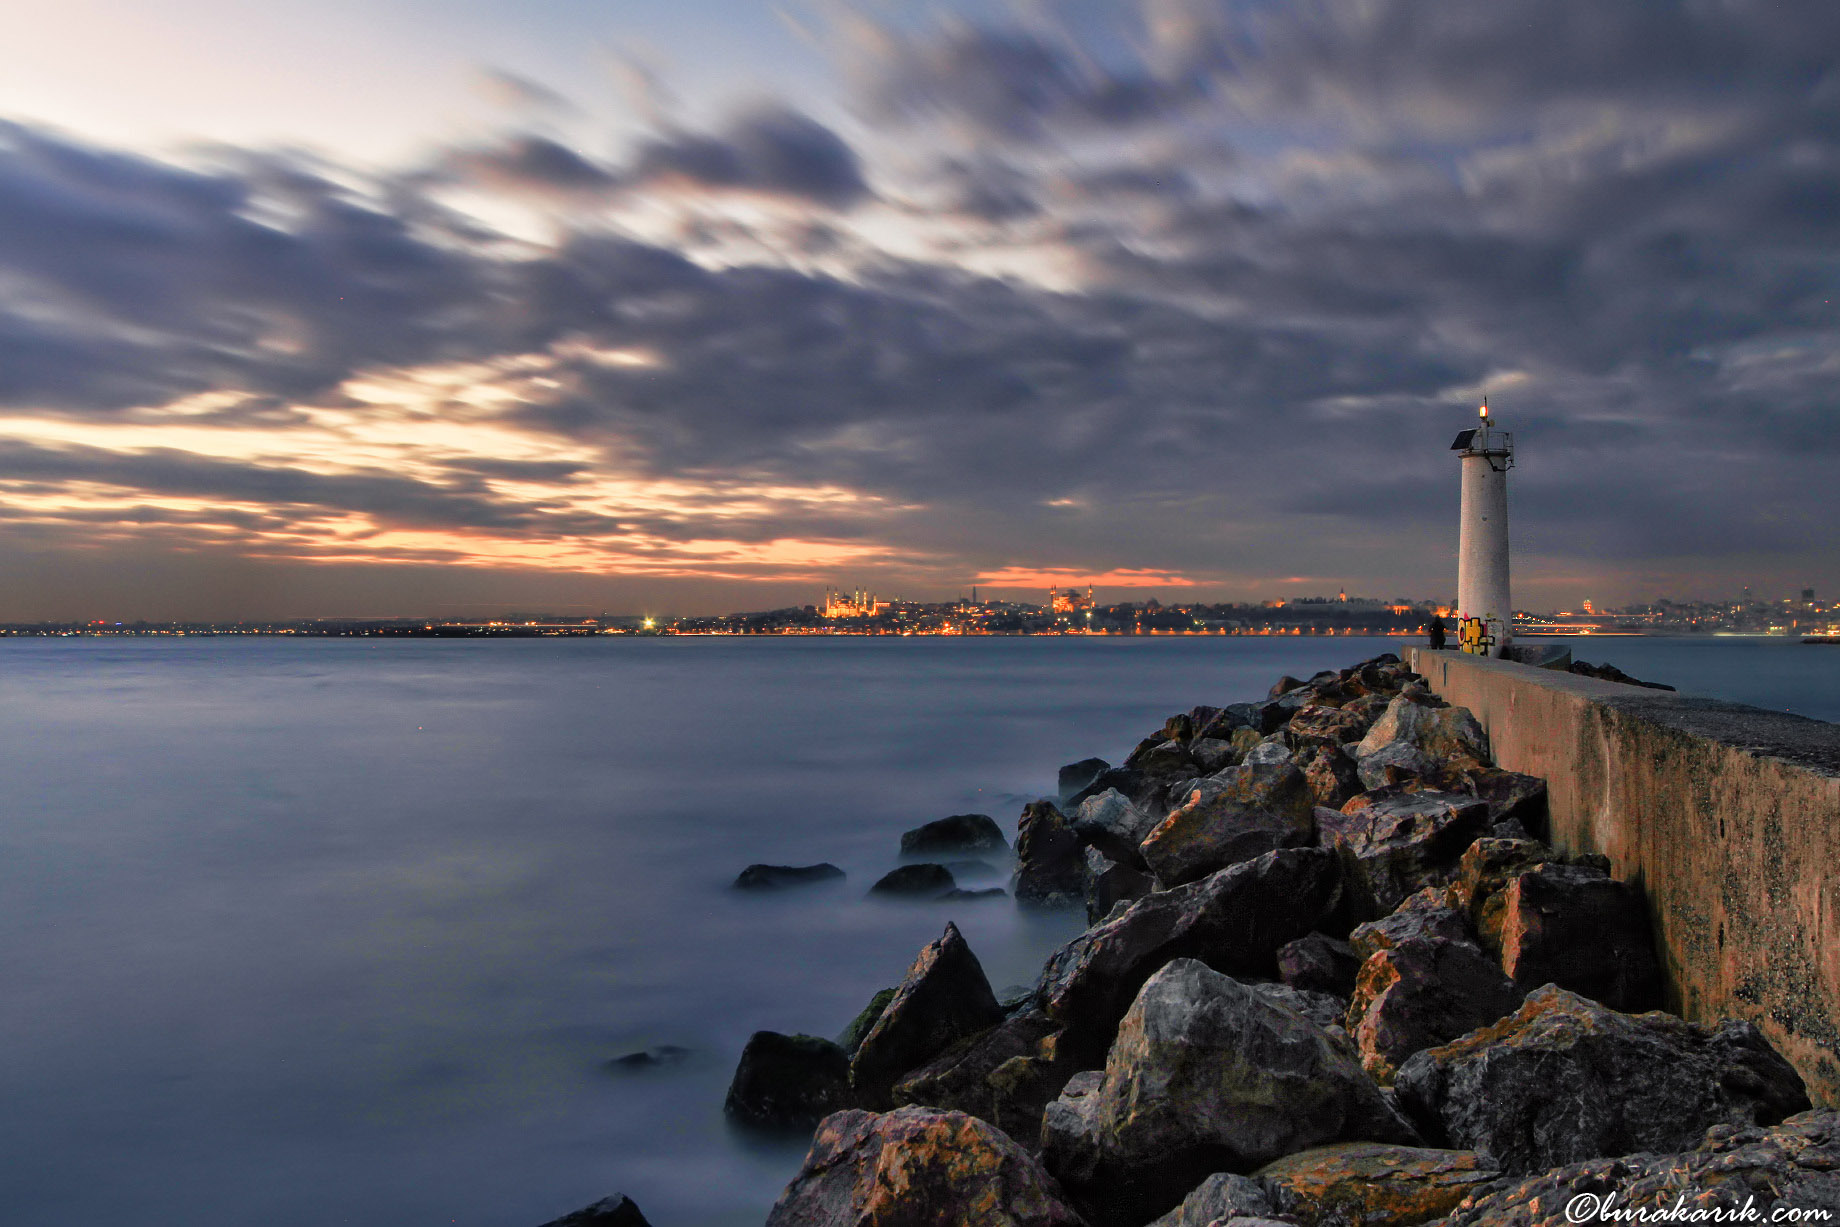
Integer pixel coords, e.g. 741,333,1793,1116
2,585,1833,638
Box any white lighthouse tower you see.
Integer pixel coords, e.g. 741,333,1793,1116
1451,399,1514,655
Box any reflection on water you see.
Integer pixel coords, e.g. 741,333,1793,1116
0,635,1830,1226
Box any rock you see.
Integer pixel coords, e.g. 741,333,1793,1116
1457,769,1548,836
1067,766,1161,811
892,1010,1070,1148
1083,846,1156,926
764,1106,1086,1227
734,863,847,891
1354,741,1442,791
536,1194,654,1227
1449,838,1550,954
1345,937,1527,1083
606,1044,692,1071
1127,738,1196,780
1439,1109,1840,1226
851,922,1005,1108
1354,695,1489,769
944,887,1008,900
1036,847,1348,1061
1058,758,1111,802
868,863,957,898
1244,740,1296,767
1071,788,1162,870
1013,801,1088,908
726,1031,855,1130
1290,705,1375,750
1299,745,1363,810
1393,985,1811,1174
1279,932,1362,998
1321,790,1491,919
1041,960,1417,1223
1252,981,1351,1034
1145,1173,1279,1227
1162,713,1197,744
946,859,1002,880
1256,1141,1502,1227
1140,760,1315,887
837,988,896,1054
1190,737,1240,774
1497,862,1664,1011
1271,675,1308,699
1039,1071,1106,1187
902,813,1008,857
1348,891,1472,963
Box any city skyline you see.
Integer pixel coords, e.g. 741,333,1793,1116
2,2,1838,620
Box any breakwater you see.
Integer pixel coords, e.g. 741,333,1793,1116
1408,646,1840,1108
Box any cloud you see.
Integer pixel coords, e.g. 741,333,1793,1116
630,107,870,208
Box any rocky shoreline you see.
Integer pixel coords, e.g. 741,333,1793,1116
547,653,1838,1227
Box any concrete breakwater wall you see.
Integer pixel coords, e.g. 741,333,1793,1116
1409,647,1840,1106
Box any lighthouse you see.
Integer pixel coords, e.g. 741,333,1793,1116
1450,400,1514,655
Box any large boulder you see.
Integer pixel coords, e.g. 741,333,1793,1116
1393,985,1811,1174
1040,960,1417,1223
1449,838,1550,954
1354,695,1488,769
868,863,957,898
1013,801,1088,909
1439,1110,1840,1226
1256,1141,1503,1227
836,987,896,1054
1125,738,1198,783
1289,705,1375,750
1278,932,1362,999
1189,737,1240,774
1355,742,1443,792
1457,769,1548,835
891,1010,1071,1148
1196,704,1260,741
1058,758,1111,802
733,863,846,891
1035,847,1348,1061
1344,937,1527,1083
1082,846,1156,926
902,813,1008,857
1071,789,1162,871
1144,1174,1279,1227
764,1106,1086,1227
535,1195,653,1227
1299,745,1363,810
1320,790,1491,919
1139,760,1315,887
1348,889,1473,962
851,922,1006,1108
1067,766,1162,812
726,1031,856,1129
1497,862,1664,1011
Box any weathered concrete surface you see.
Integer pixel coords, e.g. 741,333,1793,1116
1409,647,1840,1107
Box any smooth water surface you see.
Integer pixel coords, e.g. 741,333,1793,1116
0,634,1832,1226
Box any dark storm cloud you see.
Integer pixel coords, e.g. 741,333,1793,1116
630,107,870,208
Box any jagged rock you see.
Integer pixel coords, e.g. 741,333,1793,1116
1036,847,1348,1061
764,1106,1086,1227
1457,769,1548,835
1345,937,1527,1083
1083,846,1156,926
1039,1071,1106,1187
1013,801,1088,909
1231,727,1267,756
1290,705,1375,750
1139,760,1315,887
1271,675,1308,699
1040,960,1417,1223
902,813,1008,857
1300,745,1363,810
1256,1141,1502,1227
1498,862,1664,1011
1145,1173,1280,1227
1450,838,1550,954
851,922,1006,1108
536,1194,654,1227
1279,932,1362,998
1068,766,1161,811
1058,758,1111,802
1197,704,1260,741
733,863,847,891
1355,741,1442,791
868,863,957,898
1439,1110,1840,1226
1244,740,1297,768
892,1010,1070,1148
1348,891,1472,963
1393,985,1811,1175
1321,790,1491,919
1252,981,1351,1034
1127,738,1197,781
725,1031,855,1129
1071,789,1163,871
1162,713,1197,744
837,988,896,1054
1354,695,1488,769
1190,737,1240,774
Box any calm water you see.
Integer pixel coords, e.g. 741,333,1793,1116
0,634,1833,1227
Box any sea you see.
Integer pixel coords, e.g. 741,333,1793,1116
1,633,1835,1227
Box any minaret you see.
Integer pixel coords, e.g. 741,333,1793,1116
1451,399,1514,655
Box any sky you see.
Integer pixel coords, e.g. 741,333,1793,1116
1,0,1836,620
